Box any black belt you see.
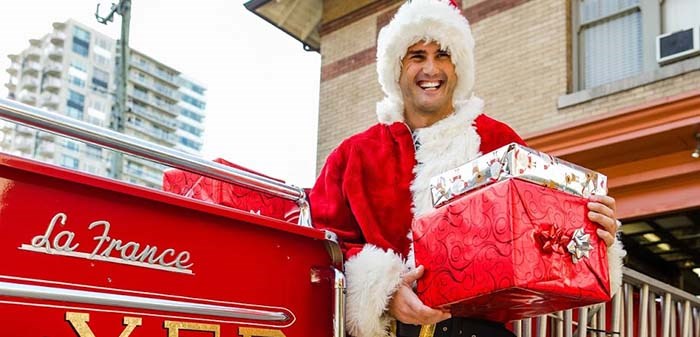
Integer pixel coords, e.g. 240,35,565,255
394,317,516,337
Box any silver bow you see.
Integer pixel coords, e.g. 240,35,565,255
567,228,593,264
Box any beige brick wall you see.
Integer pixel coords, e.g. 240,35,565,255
471,0,569,135
321,14,377,65
317,64,382,171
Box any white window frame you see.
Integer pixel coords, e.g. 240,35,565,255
572,0,661,91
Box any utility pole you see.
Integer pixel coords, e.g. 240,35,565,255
96,0,131,180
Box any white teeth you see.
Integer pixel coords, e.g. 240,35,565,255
419,81,440,89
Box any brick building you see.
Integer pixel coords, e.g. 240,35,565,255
247,0,700,293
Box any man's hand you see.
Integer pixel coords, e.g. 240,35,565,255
587,194,619,247
388,265,451,325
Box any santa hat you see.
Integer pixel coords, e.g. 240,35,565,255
376,0,476,123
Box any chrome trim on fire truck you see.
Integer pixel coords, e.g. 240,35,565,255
333,267,346,337
0,98,311,228
323,230,343,268
0,281,289,321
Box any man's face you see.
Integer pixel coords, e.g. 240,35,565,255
398,41,457,119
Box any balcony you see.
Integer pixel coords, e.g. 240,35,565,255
36,142,56,156
128,59,178,86
17,90,37,105
12,138,33,151
153,82,180,101
40,92,60,109
128,73,149,87
152,68,177,86
129,88,150,103
123,165,163,187
135,75,179,102
4,81,16,92
6,63,19,75
129,104,178,130
47,45,64,61
177,100,205,114
126,121,177,145
19,77,39,91
38,131,55,141
23,61,41,75
152,99,177,115
50,30,66,45
25,46,41,60
44,61,63,75
42,77,61,92
15,125,35,135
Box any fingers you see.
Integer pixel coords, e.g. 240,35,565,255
596,228,614,247
402,265,425,285
588,195,620,248
587,207,616,233
389,283,451,325
590,194,616,212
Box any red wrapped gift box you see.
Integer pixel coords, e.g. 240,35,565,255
413,178,611,322
163,158,299,223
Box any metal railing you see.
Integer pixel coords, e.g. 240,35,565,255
512,267,700,337
0,97,312,228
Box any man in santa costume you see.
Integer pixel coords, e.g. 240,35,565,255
310,1,626,336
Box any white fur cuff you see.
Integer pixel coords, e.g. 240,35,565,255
607,238,626,296
345,245,405,337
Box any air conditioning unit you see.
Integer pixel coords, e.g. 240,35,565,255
656,26,700,65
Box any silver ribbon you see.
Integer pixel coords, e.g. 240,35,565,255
567,228,593,264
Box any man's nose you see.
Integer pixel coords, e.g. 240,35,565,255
422,58,439,76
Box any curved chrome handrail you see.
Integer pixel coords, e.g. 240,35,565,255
0,98,312,227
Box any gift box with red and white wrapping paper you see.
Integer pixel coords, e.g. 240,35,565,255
413,178,611,322
162,158,299,223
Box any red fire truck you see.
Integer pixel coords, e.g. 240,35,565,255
0,97,345,336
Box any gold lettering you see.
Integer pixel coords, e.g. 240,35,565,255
164,321,220,337
238,327,286,337
65,312,142,337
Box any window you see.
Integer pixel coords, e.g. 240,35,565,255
69,76,86,88
181,94,206,110
573,0,700,90
67,90,85,120
183,81,206,95
69,61,87,88
72,26,90,57
179,137,202,151
93,44,112,67
65,140,80,152
133,85,149,101
180,107,204,123
67,106,84,120
61,155,79,169
92,68,109,91
86,144,102,159
179,121,202,137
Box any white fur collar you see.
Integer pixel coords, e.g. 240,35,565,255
408,96,484,216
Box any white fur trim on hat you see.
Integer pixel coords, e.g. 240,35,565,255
376,0,475,124
345,245,406,337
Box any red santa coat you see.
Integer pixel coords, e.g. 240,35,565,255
310,97,625,337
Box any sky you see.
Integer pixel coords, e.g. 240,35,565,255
0,0,321,187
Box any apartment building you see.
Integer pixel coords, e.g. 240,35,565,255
2,19,206,188
247,0,700,294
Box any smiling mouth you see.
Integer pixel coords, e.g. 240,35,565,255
417,80,443,91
